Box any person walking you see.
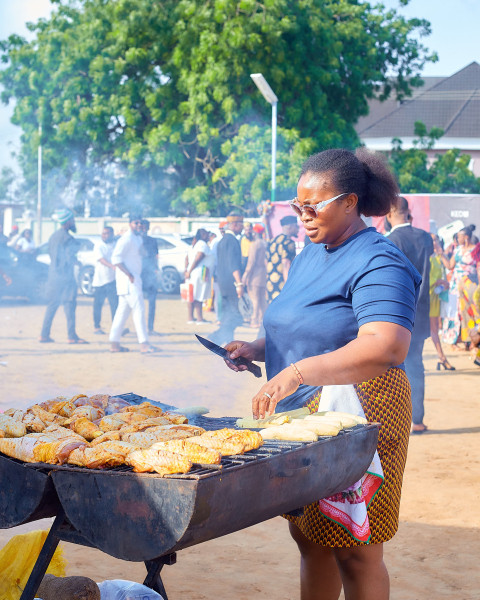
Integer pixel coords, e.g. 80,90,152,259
140,219,160,336
109,216,156,354
209,213,244,346
39,208,87,344
266,215,298,303
387,196,433,434
242,223,267,328
184,228,212,324
92,226,118,335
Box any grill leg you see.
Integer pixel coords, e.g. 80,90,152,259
19,508,66,600
144,553,176,600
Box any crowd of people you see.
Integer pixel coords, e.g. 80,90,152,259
2,204,479,370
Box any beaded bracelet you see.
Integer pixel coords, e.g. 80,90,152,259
290,362,304,385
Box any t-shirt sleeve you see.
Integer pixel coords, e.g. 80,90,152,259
351,251,420,331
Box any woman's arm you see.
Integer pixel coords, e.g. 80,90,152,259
251,322,411,418
185,251,205,278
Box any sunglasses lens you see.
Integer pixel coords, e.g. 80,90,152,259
291,203,302,216
304,206,317,218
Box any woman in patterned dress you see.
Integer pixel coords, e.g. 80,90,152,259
223,148,420,600
444,225,480,348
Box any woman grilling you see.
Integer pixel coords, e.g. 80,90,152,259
224,148,420,600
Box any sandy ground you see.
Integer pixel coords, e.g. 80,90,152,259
0,294,479,599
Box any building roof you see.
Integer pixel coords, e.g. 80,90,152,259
357,62,480,149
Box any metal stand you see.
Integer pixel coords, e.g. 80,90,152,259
19,509,176,600
144,553,177,600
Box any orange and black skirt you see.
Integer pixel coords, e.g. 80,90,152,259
284,367,412,547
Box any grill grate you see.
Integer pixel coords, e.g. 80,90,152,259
8,394,370,480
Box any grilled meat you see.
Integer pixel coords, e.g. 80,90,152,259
0,436,41,462
47,400,77,417
161,412,188,424
151,440,222,464
127,448,192,476
28,405,67,426
0,414,27,438
33,438,88,465
187,435,245,456
120,402,164,418
98,415,126,432
4,409,45,433
68,441,139,469
201,429,263,452
64,405,104,424
69,417,103,441
90,431,122,446
43,425,87,441
121,428,193,447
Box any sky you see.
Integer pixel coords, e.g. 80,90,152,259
0,0,479,174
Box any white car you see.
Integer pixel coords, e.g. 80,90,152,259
153,233,190,294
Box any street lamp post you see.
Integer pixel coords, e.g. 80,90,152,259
250,73,278,203
37,125,43,246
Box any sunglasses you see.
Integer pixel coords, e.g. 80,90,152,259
289,192,349,219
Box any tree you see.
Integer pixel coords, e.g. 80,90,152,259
389,122,480,194
0,0,436,215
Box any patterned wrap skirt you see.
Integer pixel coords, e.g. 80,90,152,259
284,367,412,547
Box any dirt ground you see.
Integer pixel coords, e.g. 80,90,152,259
0,294,479,599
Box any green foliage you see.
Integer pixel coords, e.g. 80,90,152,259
0,0,436,215
389,126,480,194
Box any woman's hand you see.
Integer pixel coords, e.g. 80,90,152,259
223,340,258,372
251,367,299,419
223,338,266,372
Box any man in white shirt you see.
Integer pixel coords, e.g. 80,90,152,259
92,226,118,334
109,216,156,353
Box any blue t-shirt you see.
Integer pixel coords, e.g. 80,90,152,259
263,227,421,411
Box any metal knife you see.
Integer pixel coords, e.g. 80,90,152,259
195,334,262,378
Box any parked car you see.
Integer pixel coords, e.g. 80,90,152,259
153,233,190,294
0,245,49,303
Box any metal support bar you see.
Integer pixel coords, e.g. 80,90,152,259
143,553,177,600
20,508,66,600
